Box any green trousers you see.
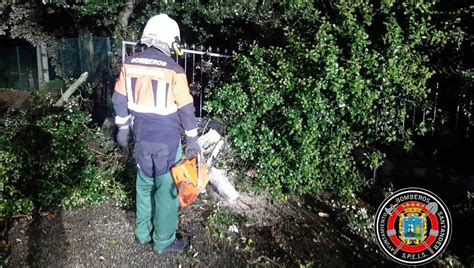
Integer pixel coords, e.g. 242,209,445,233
134,147,181,252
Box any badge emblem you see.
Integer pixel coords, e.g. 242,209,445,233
375,188,452,265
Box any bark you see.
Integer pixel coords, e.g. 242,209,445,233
118,0,137,28
77,28,95,74
54,72,88,107
113,0,143,68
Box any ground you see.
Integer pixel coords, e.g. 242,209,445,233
4,165,469,267
0,89,29,114
5,187,393,267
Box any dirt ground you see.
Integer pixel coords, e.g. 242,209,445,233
0,89,30,114
5,187,393,267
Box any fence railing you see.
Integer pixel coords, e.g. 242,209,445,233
0,45,38,91
0,37,112,92
58,37,112,82
121,41,474,138
122,41,230,118
404,82,473,140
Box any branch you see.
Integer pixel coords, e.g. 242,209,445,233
54,72,88,107
248,256,281,267
118,0,141,28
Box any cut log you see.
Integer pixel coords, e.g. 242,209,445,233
54,72,88,107
207,139,224,168
208,167,239,203
197,128,221,154
197,128,238,202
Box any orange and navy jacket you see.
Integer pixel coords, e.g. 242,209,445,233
112,47,197,175
113,46,196,135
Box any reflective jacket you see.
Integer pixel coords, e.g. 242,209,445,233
112,47,197,177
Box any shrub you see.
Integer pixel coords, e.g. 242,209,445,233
0,91,128,220
39,79,65,92
207,2,434,200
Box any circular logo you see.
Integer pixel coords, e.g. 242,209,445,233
374,187,452,265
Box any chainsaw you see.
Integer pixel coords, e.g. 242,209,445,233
171,153,208,208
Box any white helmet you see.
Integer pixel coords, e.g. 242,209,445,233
141,14,181,51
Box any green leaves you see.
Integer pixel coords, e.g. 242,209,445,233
0,92,127,220
207,2,436,201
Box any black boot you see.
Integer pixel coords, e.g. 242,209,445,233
154,238,188,255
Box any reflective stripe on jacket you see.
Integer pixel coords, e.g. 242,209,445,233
112,47,197,177
113,47,197,138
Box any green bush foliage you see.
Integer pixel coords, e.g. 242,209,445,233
207,2,437,200
0,92,128,220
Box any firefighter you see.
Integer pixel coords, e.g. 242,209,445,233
112,14,200,254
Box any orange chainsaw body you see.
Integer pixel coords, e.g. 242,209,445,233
171,157,208,208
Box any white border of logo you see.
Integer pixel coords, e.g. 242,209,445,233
374,187,452,265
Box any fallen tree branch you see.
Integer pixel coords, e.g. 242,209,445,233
11,214,30,219
248,255,281,267
54,72,88,107
88,146,106,156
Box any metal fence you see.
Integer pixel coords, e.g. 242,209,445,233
0,37,112,91
122,41,230,117
0,44,38,90
58,37,112,83
402,82,474,140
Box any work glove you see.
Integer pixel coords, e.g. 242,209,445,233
185,135,201,158
116,125,130,147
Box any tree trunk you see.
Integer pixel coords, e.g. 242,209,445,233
118,0,137,28
113,0,142,68
78,28,95,75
